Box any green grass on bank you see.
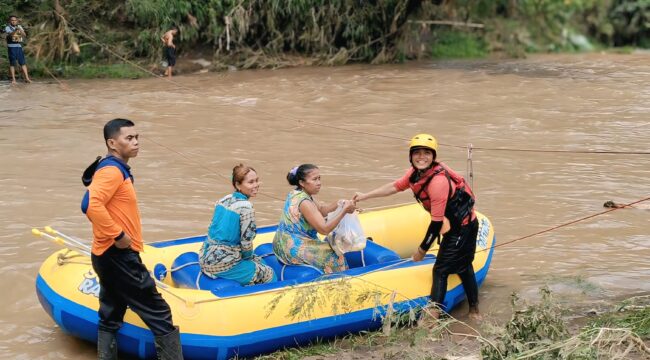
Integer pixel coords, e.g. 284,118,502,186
0,45,152,80
588,301,650,337
431,31,488,59
0,54,151,81
30,63,150,80
0,43,645,81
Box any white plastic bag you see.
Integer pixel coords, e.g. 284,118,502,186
326,205,366,256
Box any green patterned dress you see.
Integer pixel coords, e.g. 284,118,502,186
272,190,348,273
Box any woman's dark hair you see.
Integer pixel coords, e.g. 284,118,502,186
287,164,318,189
103,118,135,142
232,163,256,191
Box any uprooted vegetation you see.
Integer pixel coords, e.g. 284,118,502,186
1,0,648,79
262,281,650,360
2,0,421,72
481,288,650,359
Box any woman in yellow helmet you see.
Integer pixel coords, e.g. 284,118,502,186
354,133,481,320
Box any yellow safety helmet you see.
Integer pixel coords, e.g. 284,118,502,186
409,133,438,154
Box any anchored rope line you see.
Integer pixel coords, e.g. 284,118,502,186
476,196,650,254
40,64,68,88
471,146,650,155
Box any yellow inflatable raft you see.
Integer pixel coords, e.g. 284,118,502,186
35,204,495,359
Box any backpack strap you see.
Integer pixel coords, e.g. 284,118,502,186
442,169,454,202
97,157,132,183
432,169,454,245
81,156,133,214
82,156,132,187
81,156,102,186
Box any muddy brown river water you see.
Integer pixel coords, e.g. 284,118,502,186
0,53,648,358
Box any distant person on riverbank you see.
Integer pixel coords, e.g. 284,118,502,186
4,15,31,84
354,134,481,321
161,26,179,78
199,164,276,285
82,119,183,359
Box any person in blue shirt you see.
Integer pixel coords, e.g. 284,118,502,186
199,164,276,285
4,15,31,84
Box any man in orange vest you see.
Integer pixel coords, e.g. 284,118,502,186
82,118,183,359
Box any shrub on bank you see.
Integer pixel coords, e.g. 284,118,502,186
1,0,648,78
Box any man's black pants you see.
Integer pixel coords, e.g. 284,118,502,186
91,246,175,336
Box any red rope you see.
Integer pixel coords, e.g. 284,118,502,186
477,196,650,253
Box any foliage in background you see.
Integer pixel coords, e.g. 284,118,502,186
587,295,650,337
5,0,419,69
411,0,649,59
2,0,648,77
608,0,650,47
429,30,488,59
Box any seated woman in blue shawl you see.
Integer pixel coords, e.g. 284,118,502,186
199,164,276,285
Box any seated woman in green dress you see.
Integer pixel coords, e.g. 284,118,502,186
199,164,276,285
272,164,356,274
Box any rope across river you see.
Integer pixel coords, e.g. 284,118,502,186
49,11,650,157
26,11,650,308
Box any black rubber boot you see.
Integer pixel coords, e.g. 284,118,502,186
97,330,117,360
154,326,183,360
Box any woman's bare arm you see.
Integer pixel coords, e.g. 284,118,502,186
300,200,354,235
354,182,398,202
315,199,339,217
